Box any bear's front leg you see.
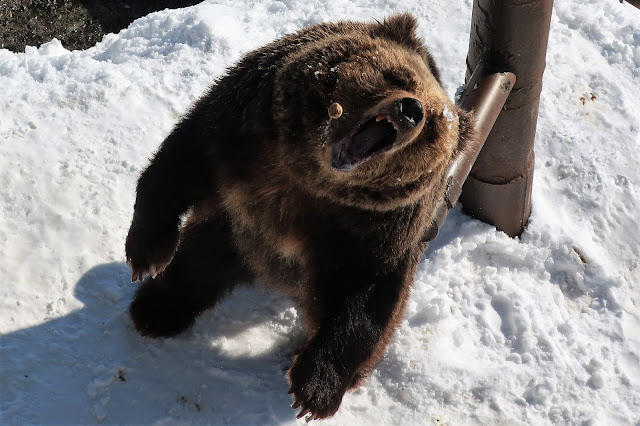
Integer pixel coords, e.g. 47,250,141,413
126,114,218,281
287,248,420,421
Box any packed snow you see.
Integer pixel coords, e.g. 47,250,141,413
1,0,639,424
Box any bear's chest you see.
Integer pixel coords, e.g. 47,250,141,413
221,177,427,282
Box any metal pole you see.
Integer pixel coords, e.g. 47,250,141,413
622,0,640,10
460,0,554,237
423,64,516,242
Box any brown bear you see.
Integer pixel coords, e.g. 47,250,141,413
125,13,474,421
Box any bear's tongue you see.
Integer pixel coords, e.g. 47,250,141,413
343,117,396,165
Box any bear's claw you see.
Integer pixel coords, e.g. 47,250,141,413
128,264,165,283
296,408,311,419
125,219,179,282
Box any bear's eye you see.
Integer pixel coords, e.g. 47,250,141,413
382,71,414,91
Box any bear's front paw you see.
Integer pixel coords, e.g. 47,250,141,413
129,277,198,337
287,345,350,422
125,218,179,282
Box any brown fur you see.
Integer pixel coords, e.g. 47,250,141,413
125,13,474,421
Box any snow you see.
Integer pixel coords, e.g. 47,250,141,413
1,0,639,424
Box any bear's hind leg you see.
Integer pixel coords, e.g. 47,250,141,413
129,216,251,338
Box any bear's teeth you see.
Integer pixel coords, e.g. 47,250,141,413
376,114,388,122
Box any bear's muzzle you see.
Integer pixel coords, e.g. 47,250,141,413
331,95,427,171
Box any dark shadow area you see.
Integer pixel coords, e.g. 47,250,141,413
1,262,302,423
0,0,202,52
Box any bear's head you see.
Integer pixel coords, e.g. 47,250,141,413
272,14,473,211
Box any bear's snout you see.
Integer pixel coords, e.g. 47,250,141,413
330,94,431,172
397,97,423,126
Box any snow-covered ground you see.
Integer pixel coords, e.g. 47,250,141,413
1,0,639,424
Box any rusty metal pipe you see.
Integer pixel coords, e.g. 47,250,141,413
622,0,640,10
460,0,554,237
423,65,516,242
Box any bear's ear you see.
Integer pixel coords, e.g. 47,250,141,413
371,13,442,84
371,13,419,49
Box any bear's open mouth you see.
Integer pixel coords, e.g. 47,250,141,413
332,116,398,171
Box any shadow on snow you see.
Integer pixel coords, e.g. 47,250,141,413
1,262,303,424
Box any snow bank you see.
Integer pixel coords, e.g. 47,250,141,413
1,0,639,424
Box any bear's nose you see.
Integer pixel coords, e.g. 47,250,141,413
398,97,424,126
